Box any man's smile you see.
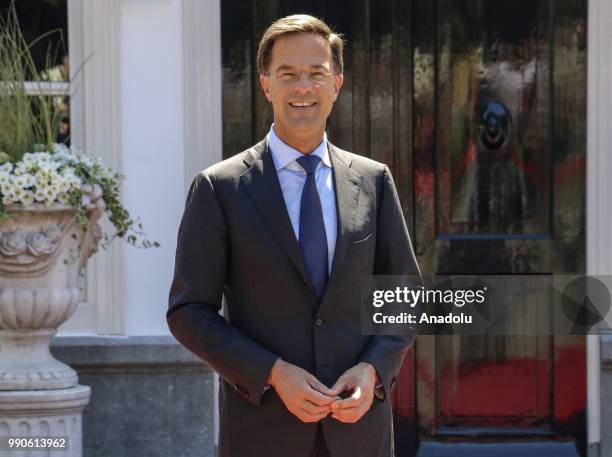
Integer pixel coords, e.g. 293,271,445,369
288,102,317,108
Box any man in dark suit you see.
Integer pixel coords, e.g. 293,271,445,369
167,14,421,457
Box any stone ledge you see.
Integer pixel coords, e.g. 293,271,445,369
47,336,217,457
50,335,211,371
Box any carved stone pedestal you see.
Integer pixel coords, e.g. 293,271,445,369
0,329,78,390
0,199,104,457
0,386,91,457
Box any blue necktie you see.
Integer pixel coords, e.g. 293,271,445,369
296,155,328,302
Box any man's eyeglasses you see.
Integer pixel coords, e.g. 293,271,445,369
266,69,334,84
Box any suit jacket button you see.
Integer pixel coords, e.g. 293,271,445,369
315,318,324,327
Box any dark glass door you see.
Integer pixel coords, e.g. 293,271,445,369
411,0,586,455
221,1,587,455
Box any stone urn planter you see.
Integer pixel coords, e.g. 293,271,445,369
0,188,103,389
0,187,104,457
0,5,156,454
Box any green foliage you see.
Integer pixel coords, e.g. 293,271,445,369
0,1,64,160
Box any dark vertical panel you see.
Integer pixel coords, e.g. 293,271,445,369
550,0,587,274
551,1,587,452
222,0,254,157
279,0,314,16
368,0,394,166
325,3,354,151
390,4,417,453
252,0,282,143
412,0,438,439
350,0,370,157
392,0,414,228
412,0,437,270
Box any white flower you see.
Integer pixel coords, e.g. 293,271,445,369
57,192,70,204
34,189,46,202
1,194,14,205
13,173,34,189
0,173,10,185
35,152,51,163
52,153,69,166
35,169,51,183
69,175,81,188
20,190,34,206
37,159,60,171
1,182,15,196
24,173,37,187
13,187,24,199
54,177,70,192
44,186,57,199
19,153,36,169
0,162,13,173
22,157,36,171
36,181,48,193
13,175,27,188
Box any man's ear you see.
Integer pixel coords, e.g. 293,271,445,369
260,74,272,102
332,73,344,101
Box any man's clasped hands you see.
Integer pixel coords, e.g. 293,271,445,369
267,358,380,424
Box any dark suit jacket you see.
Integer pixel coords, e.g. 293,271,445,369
167,138,422,457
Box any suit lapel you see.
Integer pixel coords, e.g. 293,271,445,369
320,143,361,309
241,138,362,313
240,139,311,287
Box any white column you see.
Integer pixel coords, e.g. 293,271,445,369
120,0,186,335
182,0,223,190
587,0,612,453
61,0,124,335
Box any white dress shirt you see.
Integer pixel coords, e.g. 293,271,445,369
267,124,337,274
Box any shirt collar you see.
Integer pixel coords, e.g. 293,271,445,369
267,124,331,172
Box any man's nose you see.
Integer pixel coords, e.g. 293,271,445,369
292,72,314,91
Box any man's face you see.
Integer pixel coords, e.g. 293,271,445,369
260,33,344,139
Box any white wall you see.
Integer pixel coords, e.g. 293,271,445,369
587,0,612,448
120,0,185,335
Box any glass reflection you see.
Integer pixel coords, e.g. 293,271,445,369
0,1,70,145
0,0,68,81
43,56,71,146
438,0,549,235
